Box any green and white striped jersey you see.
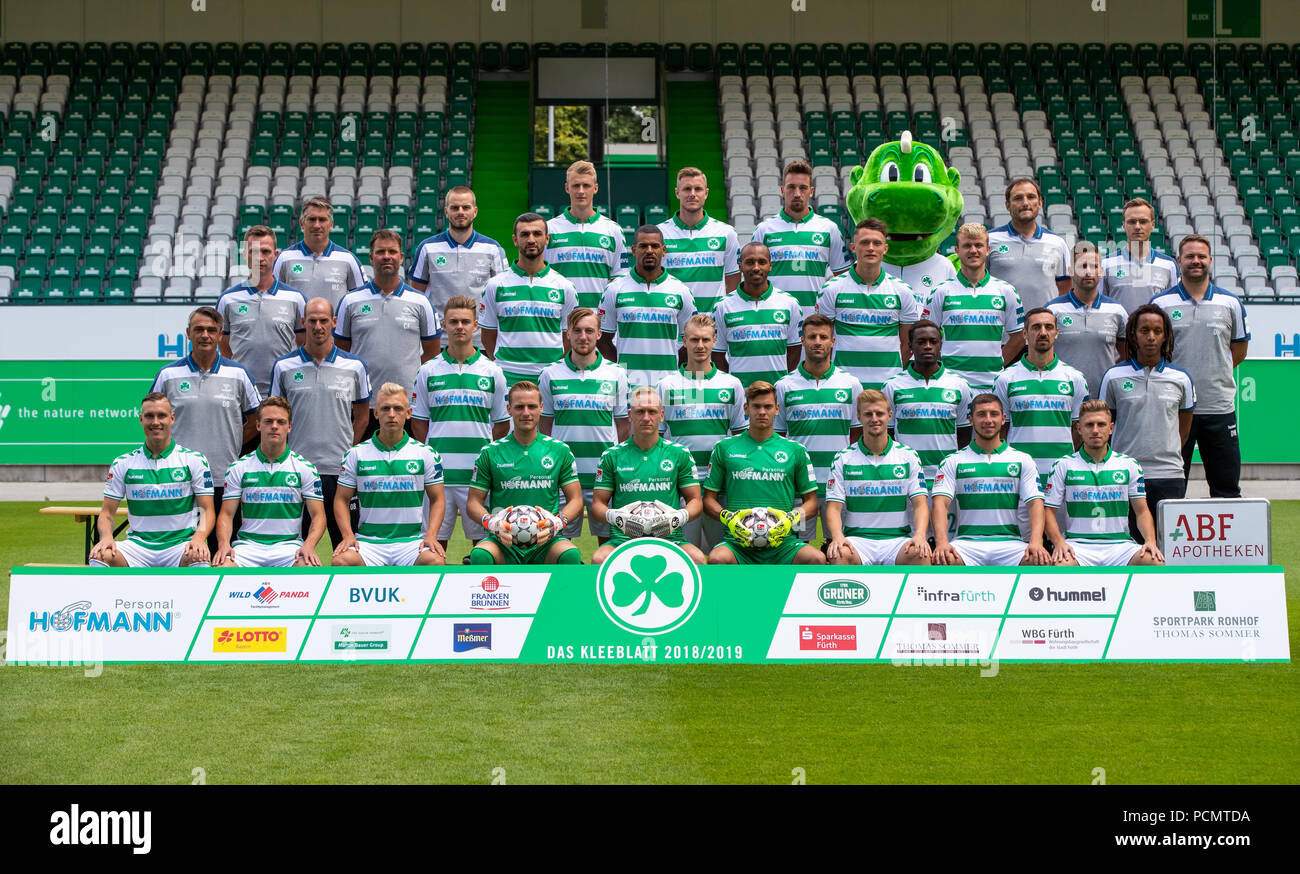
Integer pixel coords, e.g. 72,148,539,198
104,440,213,549
470,432,579,514
658,212,740,317
922,270,1024,391
411,349,509,486
992,355,1088,481
544,209,628,310
712,283,802,388
826,438,928,538
931,442,1042,540
478,263,579,382
594,437,699,508
751,209,849,318
598,267,695,388
1044,448,1145,543
339,434,444,543
815,266,920,389
224,447,323,546
539,354,629,489
881,364,974,483
774,364,864,497
656,366,748,478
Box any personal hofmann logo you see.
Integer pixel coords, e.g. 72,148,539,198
213,627,287,652
596,539,702,635
817,580,870,608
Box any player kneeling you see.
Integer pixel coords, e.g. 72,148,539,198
332,384,447,567
825,390,931,565
90,392,215,568
591,387,707,564
931,393,1052,567
703,382,825,565
1044,400,1165,566
213,397,326,567
465,381,584,565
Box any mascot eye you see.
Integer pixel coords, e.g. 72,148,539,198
913,164,933,183
880,161,900,183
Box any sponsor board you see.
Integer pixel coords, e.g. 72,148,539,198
4,563,1291,663
1159,499,1271,565
212,575,329,615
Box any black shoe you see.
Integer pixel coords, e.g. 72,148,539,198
462,555,471,565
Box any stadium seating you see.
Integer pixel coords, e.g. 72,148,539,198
0,40,1295,303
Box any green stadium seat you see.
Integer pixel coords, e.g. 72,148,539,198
664,43,686,72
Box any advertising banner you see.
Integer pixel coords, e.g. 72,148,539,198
1158,499,1272,565
5,540,1289,665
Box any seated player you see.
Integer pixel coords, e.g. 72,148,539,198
590,386,707,565
213,396,326,567
333,383,447,567
931,393,1052,567
825,390,931,566
703,381,826,565
465,381,584,565
1044,400,1165,566
90,392,215,568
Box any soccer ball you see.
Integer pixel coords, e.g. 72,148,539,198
742,508,773,549
503,505,546,546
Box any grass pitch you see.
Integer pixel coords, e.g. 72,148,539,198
1,500,1296,784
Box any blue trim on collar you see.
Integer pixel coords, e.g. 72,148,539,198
992,222,1045,241
295,240,336,257
1126,356,1167,372
430,230,487,249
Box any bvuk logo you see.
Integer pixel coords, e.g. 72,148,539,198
293,371,305,382
596,539,702,635
997,244,1009,253
598,235,611,248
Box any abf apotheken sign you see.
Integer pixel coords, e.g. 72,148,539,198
1158,499,1271,565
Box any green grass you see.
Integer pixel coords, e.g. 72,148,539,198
2,501,1297,784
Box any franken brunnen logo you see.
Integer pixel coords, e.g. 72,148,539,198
596,539,701,635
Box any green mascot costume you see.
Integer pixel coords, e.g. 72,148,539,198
845,131,965,304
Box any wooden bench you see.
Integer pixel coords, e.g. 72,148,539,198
39,506,128,564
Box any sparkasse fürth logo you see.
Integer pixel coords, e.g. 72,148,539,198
596,539,701,635
49,804,151,854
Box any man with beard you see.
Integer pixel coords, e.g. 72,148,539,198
711,242,802,388
986,177,1072,312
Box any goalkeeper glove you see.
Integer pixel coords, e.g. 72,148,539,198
719,508,754,546
651,500,690,533
606,506,631,533
765,507,802,548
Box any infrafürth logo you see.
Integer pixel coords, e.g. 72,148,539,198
596,539,702,635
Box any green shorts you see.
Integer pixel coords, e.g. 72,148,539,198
481,534,560,565
719,535,809,565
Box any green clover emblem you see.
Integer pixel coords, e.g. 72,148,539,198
707,238,721,250
237,303,249,314
1171,309,1183,321
292,264,304,273
293,371,305,382
1115,268,1126,278
997,244,1009,253
1121,379,1135,392
1061,315,1074,326
359,304,372,315
612,553,685,617
178,381,192,393
435,255,447,266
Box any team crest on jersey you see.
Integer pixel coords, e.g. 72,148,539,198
548,288,562,303
892,465,907,478
541,456,555,469
1061,315,1075,327
707,238,722,250
285,472,300,487
991,296,1004,310
665,295,679,308
178,381,192,393
236,303,249,314
405,460,420,473
171,468,187,482
922,276,933,286
773,310,788,323
811,233,826,245
292,264,303,273
1057,381,1072,394
774,450,789,463
883,295,898,308
599,381,614,395
1171,309,1183,321
293,371,305,382
1111,470,1128,484
942,389,958,402
834,390,849,402
359,304,372,315
477,377,492,391
435,255,447,266
717,389,731,402
660,458,673,472
1006,463,1020,476
997,244,1009,253
1121,379,1135,392
598,235,611,248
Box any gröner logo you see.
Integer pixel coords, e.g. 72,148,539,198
817,579,870,608
596,539,702,635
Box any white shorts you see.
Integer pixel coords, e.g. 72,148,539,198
231,540,301,568
951,537,1028,567
798,504,828,541
116,538,209,568
438,484,487,542
354,539,425,567
846,535,911,566
1069,539,1142,567
562,487,609,540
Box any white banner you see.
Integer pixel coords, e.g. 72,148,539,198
0,306,196,360
1158,499,1272,565
1250,304,1300,357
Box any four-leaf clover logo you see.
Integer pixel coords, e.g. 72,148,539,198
613,553,684,617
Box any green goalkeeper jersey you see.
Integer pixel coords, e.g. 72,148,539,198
703,431,817,512
594,437,698,509
469,432,579,514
